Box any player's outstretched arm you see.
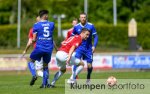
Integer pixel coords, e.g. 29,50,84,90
32,33,37,43
53,40,58,51
22,38,32,57
92,34,98,53
66,45,76,65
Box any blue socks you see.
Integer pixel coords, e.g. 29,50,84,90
28,62,36,76
43,67,49,85
73,65,77,72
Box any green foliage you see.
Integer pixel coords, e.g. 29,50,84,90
0,0,150,50
1,23,150,50
94,23,128,49
0,25,17,48
0,0,150,24
0,12,10,24
0,0,17,24
137,24,150,49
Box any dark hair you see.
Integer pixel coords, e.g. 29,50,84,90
81,28,90,33
39,10,49,18
72,18,78,21
80,12,87,16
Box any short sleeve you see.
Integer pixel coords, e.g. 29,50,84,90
33,23,39,34
28,28,33,39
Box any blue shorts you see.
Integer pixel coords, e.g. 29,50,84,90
30,48,53,64
75,48,93,63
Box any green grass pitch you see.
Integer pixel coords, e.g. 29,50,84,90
0,70,150,94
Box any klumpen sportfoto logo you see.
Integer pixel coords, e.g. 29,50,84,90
65,79,150,94
69,82,145,91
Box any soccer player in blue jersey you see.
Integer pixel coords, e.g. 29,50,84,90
28,10,55,88
68,13,98,84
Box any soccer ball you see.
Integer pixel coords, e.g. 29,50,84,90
106,76,117,86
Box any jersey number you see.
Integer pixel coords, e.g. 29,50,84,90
62,37,74,45
43,27,50,37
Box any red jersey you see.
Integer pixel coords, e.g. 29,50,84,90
66,28,73,39
28,28,36,48
59,35,82,53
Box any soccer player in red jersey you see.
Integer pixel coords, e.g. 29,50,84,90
66,18,78,39
66,18,79,79
50,28,90,87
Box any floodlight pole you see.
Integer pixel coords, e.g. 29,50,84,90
113,0,117,26
53,14,66,37
17,0,21,48
84,0,88,15
57,15,61,37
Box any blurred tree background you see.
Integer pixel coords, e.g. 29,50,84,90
0,0,149,24
0,0,149,52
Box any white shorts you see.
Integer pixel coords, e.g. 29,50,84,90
70,52,81,65
56,51,80,70
35,59,43,70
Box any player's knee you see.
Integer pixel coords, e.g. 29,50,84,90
81,62,84,66
87,63,92,68
60,68,66,73
43,63,48,68
29,59,35,63
78,62,84,66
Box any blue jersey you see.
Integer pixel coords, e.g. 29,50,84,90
33,20,54,52
72,22,97,50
